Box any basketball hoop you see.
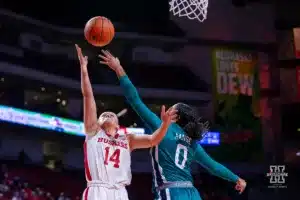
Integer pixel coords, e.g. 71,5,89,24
169,0,209,22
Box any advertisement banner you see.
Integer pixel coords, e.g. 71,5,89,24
293,28,300,58
0,104,145,136
296,66,300,101
212,49,262,161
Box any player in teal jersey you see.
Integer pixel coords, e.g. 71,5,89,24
99,50,247,200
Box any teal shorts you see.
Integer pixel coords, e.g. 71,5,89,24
154,187,202,200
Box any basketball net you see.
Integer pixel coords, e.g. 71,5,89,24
169,0,209,22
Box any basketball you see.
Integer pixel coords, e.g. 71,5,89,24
84,16,115,47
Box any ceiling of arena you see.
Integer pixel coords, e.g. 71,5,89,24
1,0,183,36
0,73,209,126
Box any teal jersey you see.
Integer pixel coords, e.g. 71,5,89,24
151,123,197,183
119,76,239,196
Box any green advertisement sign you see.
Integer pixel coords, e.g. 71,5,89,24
211,49,262,162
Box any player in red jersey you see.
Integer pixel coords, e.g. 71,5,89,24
76,44,177,200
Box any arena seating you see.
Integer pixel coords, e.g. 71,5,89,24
0,160,238,200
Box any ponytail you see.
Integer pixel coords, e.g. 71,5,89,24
175,103,209,140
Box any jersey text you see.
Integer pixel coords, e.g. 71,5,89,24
98,137,128,149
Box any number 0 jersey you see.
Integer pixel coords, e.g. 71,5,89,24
150,123,196,183
84,130,132,186
119,75,240,199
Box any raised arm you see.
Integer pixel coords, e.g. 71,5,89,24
128,106,177,150
76,44,99,136
119,75,161,129
99,50,161,130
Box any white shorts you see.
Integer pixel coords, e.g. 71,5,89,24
82,186,129,200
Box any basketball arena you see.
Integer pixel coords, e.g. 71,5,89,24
0,0,300,199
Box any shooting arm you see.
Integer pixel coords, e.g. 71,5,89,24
128,122,170,150
194,144,239,183
82,69,99,136
115,67,161,130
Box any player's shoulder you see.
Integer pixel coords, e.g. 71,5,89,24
170,123,185,132
157,123,176,142
167,123,182,135
190,140,199,150
170,124,189,138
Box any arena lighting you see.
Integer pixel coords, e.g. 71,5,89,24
0,105,220,145
61,100,67,106
0,104,145,136
117,108,128,117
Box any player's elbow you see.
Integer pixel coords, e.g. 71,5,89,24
82,92,93,98
210,167,222,175
124,85,140,101
206,163,224,175
126,93,141,105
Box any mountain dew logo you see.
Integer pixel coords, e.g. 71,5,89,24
215,50,254,96
212,49,262,161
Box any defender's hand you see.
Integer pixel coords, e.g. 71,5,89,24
75,44,88,72
98,50,121,71
160,105,177,126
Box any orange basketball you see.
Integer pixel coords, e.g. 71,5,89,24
84,16,115,47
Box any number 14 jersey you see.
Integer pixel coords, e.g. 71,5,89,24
84,130,132,186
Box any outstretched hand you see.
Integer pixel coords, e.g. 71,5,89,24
160,105,177,126
98,50,121,71
75,44,88,72
235,178,246,194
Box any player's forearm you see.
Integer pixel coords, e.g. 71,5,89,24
207,162,239,183
119,75,139,103
115,65,138,102
81,70,98,134
195,145,239,183
81,70,93,97
150,122,170,146
118,71,161,130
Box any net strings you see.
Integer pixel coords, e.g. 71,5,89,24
169,0,209,22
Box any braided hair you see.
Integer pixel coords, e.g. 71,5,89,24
174,103,209,140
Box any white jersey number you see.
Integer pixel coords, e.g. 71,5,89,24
174,144,188,169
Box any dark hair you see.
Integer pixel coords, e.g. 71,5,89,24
174,103,209,140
